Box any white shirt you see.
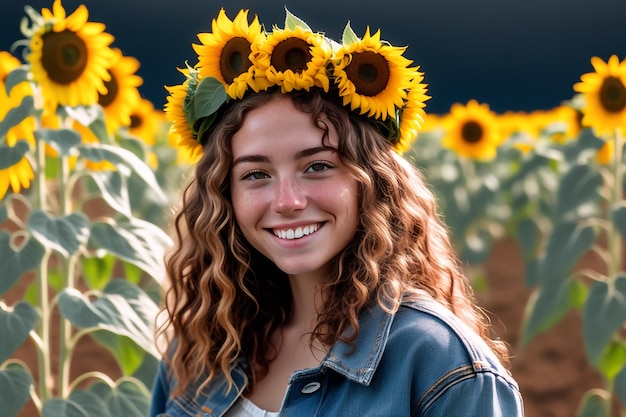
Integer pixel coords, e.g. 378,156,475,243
223,397,281,417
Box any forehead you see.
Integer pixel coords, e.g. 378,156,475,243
231,96,338,155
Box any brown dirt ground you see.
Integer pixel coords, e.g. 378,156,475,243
5,237,616,416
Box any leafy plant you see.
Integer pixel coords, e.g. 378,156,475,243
0,4,179,415
0,91,173,416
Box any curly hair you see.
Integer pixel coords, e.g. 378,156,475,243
158,89,508,397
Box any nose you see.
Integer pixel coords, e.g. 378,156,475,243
272,177,306,214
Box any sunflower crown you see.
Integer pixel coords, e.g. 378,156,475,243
166,9,430,159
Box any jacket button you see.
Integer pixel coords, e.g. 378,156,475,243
301,382,321,394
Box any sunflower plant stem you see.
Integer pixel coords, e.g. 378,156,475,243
57,155,74,398
608,130,624,283
34,134,53,403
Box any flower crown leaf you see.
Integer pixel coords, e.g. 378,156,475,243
284,8,312,32
342,22,360,45
194,77,227,122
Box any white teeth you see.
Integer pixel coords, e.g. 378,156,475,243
274,224,319,240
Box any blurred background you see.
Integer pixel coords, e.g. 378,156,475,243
3,0,626,114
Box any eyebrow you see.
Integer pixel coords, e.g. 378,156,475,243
232,146,336,167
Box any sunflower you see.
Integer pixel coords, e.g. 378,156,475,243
0,51,36,200
128,98,160,146
441,100,503,161
27,0,114,109
98,48,143,132
333,27,415,121
574,55,626,136
254,25,331,93
194,9,268,99
395,73,430,154
165,72,203,162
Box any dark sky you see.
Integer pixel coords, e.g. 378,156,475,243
2,0,626,114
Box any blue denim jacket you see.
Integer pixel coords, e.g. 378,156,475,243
150,296,524,416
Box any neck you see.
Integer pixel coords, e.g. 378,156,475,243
286,272,326,333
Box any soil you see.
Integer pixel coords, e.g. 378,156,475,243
5,237,613,416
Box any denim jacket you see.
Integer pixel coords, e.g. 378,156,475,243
150,296,524,416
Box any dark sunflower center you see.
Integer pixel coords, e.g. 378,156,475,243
461,120,484,144
344,51,390,97
41,29,88,85
98,70,118,107
599,76,626,113
220,37,252,83
271,38,311,73
129,114,142,129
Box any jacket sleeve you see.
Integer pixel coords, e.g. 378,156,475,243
420,369,524,417
149,360,170,417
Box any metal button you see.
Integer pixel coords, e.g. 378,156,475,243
301,381,321,394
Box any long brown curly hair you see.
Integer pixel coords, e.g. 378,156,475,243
158,89,508,397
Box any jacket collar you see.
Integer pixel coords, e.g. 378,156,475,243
320,302,396,386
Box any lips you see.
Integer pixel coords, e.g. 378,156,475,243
272,223,321,240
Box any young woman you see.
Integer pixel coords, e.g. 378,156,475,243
150,9,524,417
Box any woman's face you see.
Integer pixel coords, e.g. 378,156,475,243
230,95,359,281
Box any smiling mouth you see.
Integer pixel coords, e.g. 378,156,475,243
272,223,321,240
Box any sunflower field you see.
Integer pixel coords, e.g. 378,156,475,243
1,1,626,417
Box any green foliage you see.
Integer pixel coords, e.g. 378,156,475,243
0,61,183,417
410,109,626,415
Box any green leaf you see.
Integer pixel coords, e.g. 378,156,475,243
342,22,360,44
0,302,39,363
87,171,131,217
27,211,90,258
0,364,32,417
614,364,626,408
540,221,595,288
91,332,147,376
194,77,227,120
61,105,111,144
0,95,35,139
284,7,312,31
583,275,626,364
123,262,144,285
118,137,147,161
81,254,116,291
0,232,44,297
77,144,166,203
612,205,626,239
42,391,110,417
521,279,574,346
598,341,626,381
129,353,160,390
555,164,602,220
47,267,64,293
88,219,171,282
57,279,160,358
4,67,29,96
0,141,30,170
89,379,150,417
516,217,541,259
576,389,610,417
36,128,82,157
